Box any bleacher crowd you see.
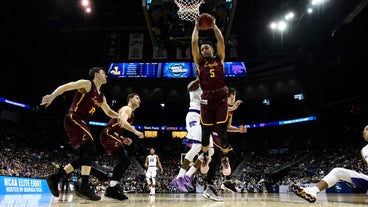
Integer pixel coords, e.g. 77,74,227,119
1,119,367,194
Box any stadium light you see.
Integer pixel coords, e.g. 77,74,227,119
277,21,287,31
285,12,295,21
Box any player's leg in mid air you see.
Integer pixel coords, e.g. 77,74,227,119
171,142,201,192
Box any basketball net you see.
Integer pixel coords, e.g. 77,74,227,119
174,0,205,22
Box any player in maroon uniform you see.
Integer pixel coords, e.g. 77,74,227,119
220,87,246,192
191,14,229,201
99,93,144,200
40,67,122,201
182,87,246,199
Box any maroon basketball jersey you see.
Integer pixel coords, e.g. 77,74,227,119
198,56,225,91
106,112,134,135
68,81,104,122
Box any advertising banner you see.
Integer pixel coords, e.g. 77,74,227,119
0,176,51,194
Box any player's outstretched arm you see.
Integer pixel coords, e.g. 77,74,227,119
40,79,90,108
212,18,225,61
191,19,201,65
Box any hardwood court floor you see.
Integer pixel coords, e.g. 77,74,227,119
1,192,368,207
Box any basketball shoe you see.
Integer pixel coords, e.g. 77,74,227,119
221,180,237,193
171,177,188,193
291,184,317,203
46,174,60,197
105,184,128,200
202,184,223,201
149,187,155,196
76,186,101,201
184,175,194,192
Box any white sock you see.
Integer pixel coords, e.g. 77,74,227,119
311,186,320,193
110,180,118,187
178,168,186,178
186,167,197,177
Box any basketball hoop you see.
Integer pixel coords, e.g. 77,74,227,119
174,0,205,22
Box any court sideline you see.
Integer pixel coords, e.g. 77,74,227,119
1,192,368,207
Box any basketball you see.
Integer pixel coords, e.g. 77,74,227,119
198,13,213,30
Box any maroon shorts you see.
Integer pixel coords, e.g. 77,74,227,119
99,128,123,155
63,113,94,149
212,132,233,153
200,90,228,125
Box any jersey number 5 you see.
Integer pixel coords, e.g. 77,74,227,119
210,69,215,78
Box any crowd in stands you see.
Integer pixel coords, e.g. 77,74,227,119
1,119,367,194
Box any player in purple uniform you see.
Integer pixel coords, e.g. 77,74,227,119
40,67,122,201
191,14,229,200
170,78,203,193
292,124,368,203
100,93,144,200
145,148,163,196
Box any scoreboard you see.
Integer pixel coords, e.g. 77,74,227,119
108,61,246,78
108,62,161,78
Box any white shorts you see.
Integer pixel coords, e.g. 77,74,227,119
146,167,157,179
184,110,201,143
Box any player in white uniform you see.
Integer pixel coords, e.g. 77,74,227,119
292,124,368,203
145,148,163,196
171,78,214,193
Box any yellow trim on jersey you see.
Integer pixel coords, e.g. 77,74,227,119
213,142,233,153
69,113,94,141
73,93,85,112
105,129,122,144
200,118,214,126
200,108,229,125
111,122,119,128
